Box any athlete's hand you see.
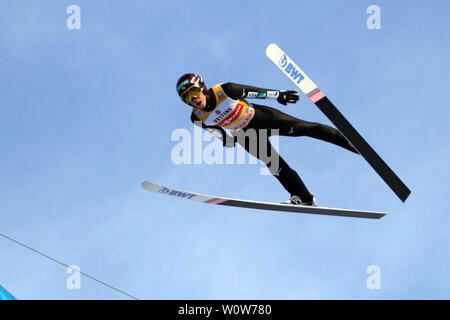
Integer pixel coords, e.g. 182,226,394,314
277,90,299,105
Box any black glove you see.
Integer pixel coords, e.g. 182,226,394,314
277,90,300,105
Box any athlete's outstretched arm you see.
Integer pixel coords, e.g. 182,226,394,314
221,82,299,105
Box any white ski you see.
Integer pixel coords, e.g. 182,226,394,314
141,181,386,219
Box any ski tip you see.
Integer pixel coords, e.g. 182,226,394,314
265,43,279,55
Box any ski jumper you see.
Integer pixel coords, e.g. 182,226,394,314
190,82,358,203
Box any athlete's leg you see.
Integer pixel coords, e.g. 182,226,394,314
251,105,358,154
236,127,315,202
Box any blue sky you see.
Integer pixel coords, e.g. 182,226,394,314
1,0,450,299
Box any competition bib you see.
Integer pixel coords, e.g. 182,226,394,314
192,84,255,130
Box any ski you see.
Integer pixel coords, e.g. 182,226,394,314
141,181,386,219
265,43,411,202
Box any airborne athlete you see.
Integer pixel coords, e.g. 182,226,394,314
176,73,359,206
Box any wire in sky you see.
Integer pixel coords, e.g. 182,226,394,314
0,232,138,300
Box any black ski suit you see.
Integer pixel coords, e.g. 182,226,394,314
190,82,358,203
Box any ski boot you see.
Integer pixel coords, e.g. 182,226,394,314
283,195,317,207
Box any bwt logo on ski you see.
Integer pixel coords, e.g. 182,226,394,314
279,54,305,84
159,187,196,199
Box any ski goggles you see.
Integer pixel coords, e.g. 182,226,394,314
182,87,202,104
